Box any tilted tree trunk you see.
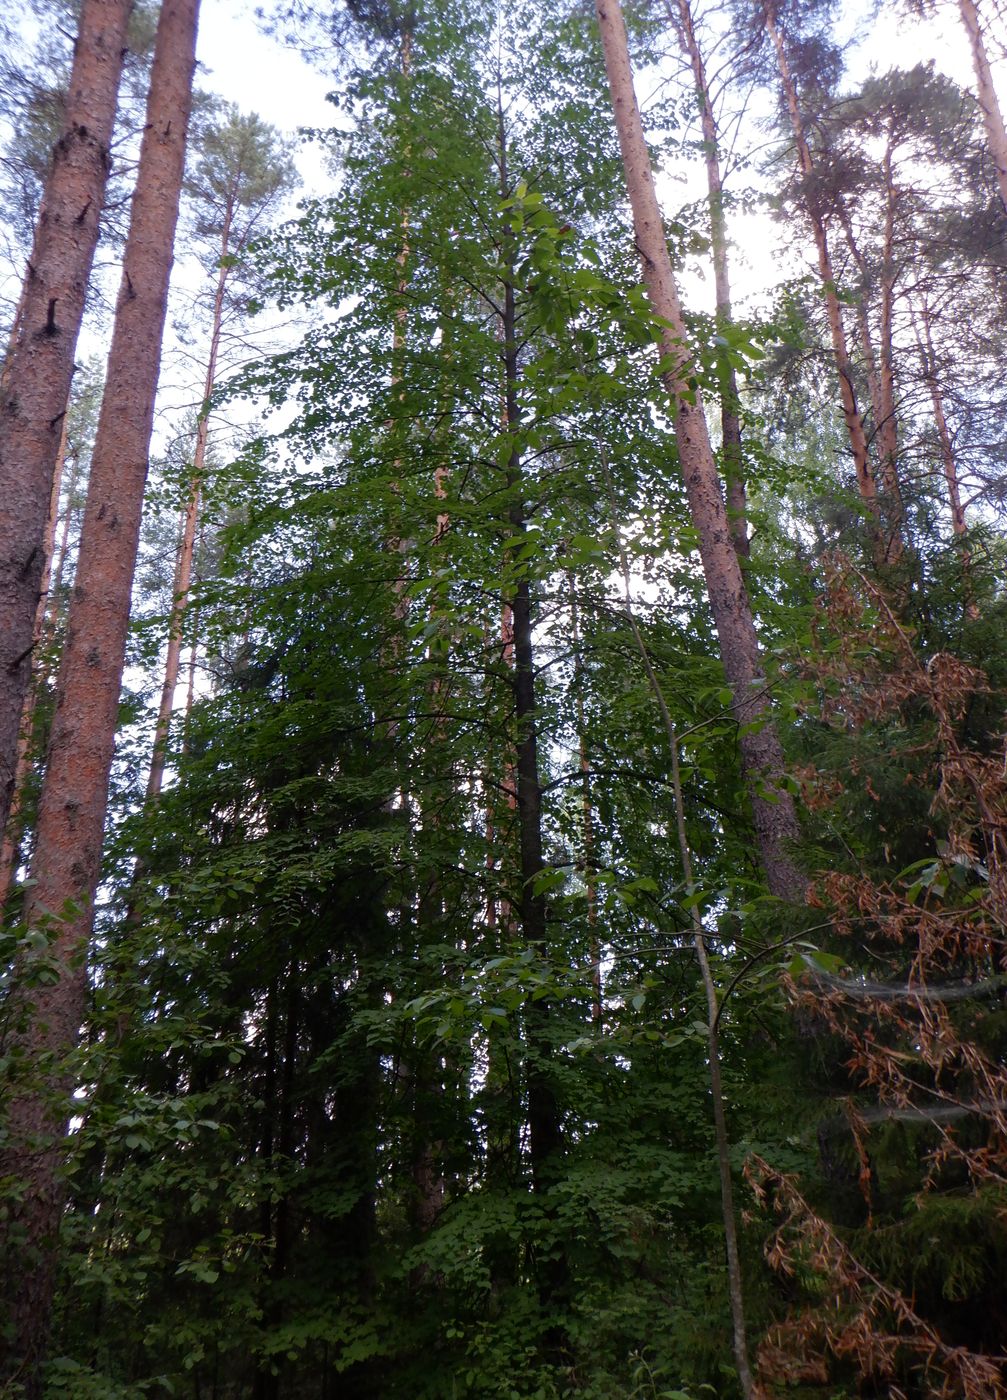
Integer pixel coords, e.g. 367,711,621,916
0,0,133,842
146,203,232,803
761,3,902,564
667,0,749,557
594,0,805,902
0,3,199,1388
959,0,1007,215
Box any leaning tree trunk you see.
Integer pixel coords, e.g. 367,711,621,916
0,0,133,843
594,0,805,902
0,3,199,1390
668,0,749,557
959,0,1007,215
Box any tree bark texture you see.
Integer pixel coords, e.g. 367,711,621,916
0,0,133,844
668,0,749,558
0,3,199,1389
594,0,805,902
959,0,1007,215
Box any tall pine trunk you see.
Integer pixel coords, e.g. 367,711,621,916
0,0,133,841
668,0,749,557
0,4,199,1389
594,0,805,902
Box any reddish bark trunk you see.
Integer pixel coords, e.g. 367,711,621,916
595,0,805,902
959,0,1007,215
0,0,133,842
0,3,199,1387
668,0,749,558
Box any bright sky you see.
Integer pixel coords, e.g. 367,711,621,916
195,0,336,186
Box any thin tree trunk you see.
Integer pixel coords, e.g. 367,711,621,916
44,455,81,643
914,300,968,538
181,595,201,758
486,606,519,932
568,578,601,1023
761,3,898,563
603,454,755,1399
146,203,232,802
0,4,199,1388
668,0,749,557
832,189,902,526
876,138,904,537
497,104,568,1325
0,418,69,910
0,0,133,842
594,0,805,902
912,298,977,619
1,265,36,392
959,0,1007,214
387,23,413,622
